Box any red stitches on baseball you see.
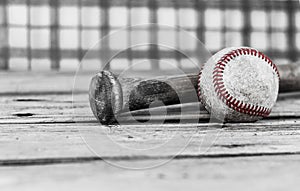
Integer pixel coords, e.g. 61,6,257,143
198,47,280,122
212,48,278,118
197,69,203,103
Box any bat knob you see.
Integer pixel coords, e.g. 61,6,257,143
89,70,123,125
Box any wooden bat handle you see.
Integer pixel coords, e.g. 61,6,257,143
89,63,300,125
277,63,300,93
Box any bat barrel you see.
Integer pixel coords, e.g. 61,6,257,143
89,71,199,125
89,70,123,124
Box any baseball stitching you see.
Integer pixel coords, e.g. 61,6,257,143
204,48,279,117
197,69,203,103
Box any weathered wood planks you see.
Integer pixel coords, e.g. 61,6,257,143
0,92,300,124
0,155,300,191
1,120,300,163
0,72,300,190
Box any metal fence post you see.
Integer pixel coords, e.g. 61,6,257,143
0,0,9,70
286,0,298,62
50,0,60,70
148,0,159,70
242,0,251,47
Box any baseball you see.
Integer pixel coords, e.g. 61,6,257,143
198,47,280,122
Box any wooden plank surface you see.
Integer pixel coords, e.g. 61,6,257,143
1,155,300,191
0,72,88,94
1,121,300,162
0,93,300,124
0,73,300,161
1,72,300,190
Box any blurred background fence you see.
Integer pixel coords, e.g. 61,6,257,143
0,0,299,71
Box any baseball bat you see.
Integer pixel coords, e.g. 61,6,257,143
89,63,300,125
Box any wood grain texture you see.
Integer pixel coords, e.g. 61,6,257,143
0,92,300,124
0,155,300,191
0,72,90,95
1,119,300,162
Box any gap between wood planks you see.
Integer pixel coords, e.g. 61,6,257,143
1,152,300,167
